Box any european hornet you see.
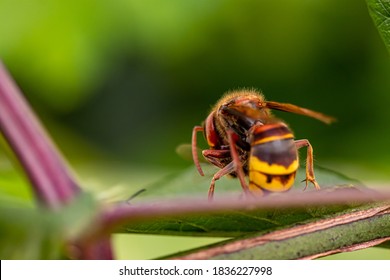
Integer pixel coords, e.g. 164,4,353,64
192,89,335,200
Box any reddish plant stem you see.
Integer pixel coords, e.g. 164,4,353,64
72,237,114,260
0,61,113,259
0,61,79,207
97,187,390,237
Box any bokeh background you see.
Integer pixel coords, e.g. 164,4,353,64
1,0,390,259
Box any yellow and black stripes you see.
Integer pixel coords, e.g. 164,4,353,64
248,123,298,193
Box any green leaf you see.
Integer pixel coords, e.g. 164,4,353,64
367,0,390,53
164,203,390,259
0,136,35,205
117,164,363,237
0,163,34,206
0,192,98,259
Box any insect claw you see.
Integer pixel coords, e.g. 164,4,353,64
301,177,320,191
208,182,215,201
301,178,308,191
208,192,214,201
197,165,205,176
312,179,321,190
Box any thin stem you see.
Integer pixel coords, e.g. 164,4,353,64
97,187,390,237
0,61,80,208
0,61,114,259
173,205,390,260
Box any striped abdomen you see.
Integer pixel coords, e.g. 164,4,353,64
248,123,298,194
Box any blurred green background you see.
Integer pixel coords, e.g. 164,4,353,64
1,0,390,259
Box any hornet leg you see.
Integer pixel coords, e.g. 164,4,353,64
208,161,235,201
227,130,250,196
295,139,320,190
202,149,231,169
